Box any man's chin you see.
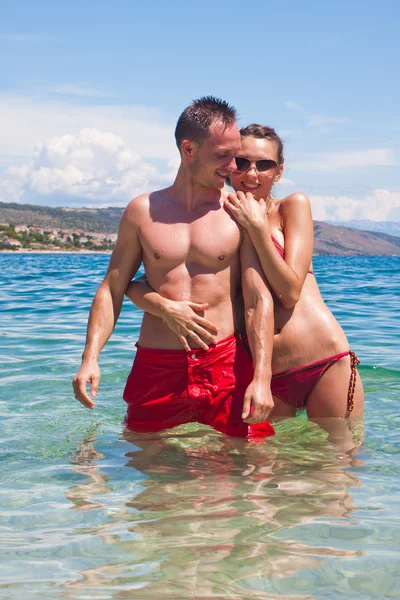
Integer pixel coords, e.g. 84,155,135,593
201,178,225,191
214,175,227,189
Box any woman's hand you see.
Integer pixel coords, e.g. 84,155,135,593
225,191,269,231
161,300,219,351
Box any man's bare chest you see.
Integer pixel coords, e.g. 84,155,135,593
139,211,241,269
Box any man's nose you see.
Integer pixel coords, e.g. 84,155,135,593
227,157,237,171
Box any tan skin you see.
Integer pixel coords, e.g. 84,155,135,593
73,121,275,425
127,135,364,425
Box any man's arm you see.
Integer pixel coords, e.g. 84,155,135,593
240,231,274,423
73,198,143,409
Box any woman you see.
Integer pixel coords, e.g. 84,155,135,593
125,124,364,424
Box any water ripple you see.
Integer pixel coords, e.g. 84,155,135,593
0,254,399,599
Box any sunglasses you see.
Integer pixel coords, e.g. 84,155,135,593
235,157,277,173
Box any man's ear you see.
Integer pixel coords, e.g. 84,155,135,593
181,139,195,159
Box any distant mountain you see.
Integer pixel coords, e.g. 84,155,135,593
325,220,400,238
0,202,123,233
1,202,400,255
313,222,400,255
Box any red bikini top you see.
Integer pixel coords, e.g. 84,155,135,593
271,235,314,275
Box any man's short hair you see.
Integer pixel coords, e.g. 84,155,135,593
174,96,237,151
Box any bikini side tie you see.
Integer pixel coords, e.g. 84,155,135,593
347,351,360,415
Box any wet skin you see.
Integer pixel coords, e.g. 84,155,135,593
73,121,275,424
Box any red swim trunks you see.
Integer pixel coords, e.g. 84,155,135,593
123,333,274,440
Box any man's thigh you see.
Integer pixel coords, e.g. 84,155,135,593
123,350,190,432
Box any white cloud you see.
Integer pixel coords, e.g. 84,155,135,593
276,177,295,187
0,94,177,162
49,85,114,98
310,189,400,221
278,128,303,140
0,128,176,206
292,148,397,172
284,102,349,133
304,114,350,133
284,101,302,111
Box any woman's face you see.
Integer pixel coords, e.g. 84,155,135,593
230,136,284,200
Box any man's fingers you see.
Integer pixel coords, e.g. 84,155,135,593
75,382,95,409
242,395,251,420
244,404,270,424
73,375,95,409
90,374,100,398
78,396,95,410
244,411,264,424
77,383,94,408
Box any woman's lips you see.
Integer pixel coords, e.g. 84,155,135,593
241,182,260,191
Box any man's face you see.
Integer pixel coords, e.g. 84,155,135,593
192,121,241,190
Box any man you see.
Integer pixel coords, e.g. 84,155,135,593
73,96,275,439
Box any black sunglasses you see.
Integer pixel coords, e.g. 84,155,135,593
235,157,277,173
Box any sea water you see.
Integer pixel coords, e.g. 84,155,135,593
0,254,399,600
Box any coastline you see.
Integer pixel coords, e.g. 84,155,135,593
1,249,399,257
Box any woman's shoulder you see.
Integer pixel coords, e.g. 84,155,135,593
280,192,310,207
277,192,311,217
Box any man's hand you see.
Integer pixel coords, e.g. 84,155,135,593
242,379,274,424
72,360,101,409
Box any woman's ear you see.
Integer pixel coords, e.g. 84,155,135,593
274,161,284,182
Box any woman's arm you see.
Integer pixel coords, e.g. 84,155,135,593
125,278,219,351
225,192,313,309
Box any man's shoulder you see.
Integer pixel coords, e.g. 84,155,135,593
122,192,155,226
125,193,150,213
124,188,172,220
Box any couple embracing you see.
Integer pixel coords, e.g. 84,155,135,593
73,96,364,442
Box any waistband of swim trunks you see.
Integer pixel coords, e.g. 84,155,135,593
135,332,239,358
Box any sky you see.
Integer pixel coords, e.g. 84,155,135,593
0,0,399,222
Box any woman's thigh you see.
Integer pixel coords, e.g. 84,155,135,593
306,355,364,419
269,394,297,419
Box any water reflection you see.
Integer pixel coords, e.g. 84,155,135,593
63,420,364,599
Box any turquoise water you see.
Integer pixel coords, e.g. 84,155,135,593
1,254,399,600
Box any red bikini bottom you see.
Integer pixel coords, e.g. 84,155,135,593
271,351,360,413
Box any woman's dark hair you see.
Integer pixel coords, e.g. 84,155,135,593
240,124,284,165
175,96,237,152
